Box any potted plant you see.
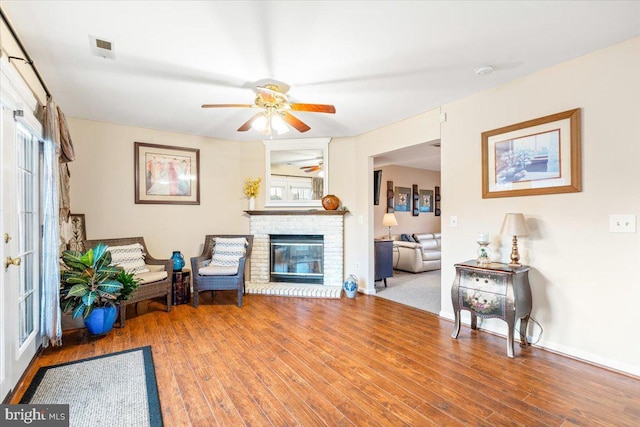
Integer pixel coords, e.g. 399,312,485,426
60,242,140,335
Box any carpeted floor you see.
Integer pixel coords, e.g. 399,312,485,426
20,346,162,427
375,269,442,314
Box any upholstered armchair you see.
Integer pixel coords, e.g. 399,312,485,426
83,236,172,327
191,235,253,308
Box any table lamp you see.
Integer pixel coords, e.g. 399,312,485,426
500,213,529,267
382,213,398,240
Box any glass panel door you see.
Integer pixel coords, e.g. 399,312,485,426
16,125,38,347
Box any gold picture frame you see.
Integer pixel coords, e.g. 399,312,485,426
482,109,581,198
134,142,200,205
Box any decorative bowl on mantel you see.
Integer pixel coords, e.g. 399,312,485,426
321,194,340,210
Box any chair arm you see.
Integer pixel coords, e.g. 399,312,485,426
236,256,248,280
144,257,173,276
191,255,210,274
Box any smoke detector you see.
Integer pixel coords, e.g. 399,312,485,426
89,35,115,59
475,65,494,76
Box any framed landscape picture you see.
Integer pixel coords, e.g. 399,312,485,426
482,109,581,198
394,186,411,212
134,142,200,204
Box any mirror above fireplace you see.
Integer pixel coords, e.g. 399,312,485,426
263,138,330,208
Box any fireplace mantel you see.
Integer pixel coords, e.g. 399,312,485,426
245,210,349,216
247,210,346,290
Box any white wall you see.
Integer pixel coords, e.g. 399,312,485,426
67,118,264,260
438,37,640,375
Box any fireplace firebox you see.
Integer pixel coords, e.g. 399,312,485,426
270,235,323,284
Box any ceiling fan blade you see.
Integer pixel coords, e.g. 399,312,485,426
289,103,336,114
300,165,320,172
202,104,254,108
281,112,311,133
237,113,263,132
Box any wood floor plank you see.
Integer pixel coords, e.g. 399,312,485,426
8,294,640,427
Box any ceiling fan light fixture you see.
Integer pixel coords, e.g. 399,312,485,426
251,114,269,133
271,113,290,135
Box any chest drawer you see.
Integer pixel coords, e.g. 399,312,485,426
459,270,508,295
459,270,508,317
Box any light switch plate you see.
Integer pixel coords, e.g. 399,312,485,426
609,214,636,233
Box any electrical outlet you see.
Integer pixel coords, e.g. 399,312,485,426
609,214,636,233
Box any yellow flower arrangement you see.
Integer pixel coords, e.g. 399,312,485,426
243,177,262,198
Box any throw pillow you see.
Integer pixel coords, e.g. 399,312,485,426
411,234,421,243
108,243,149,274
211,237,247,267
401,234,412,242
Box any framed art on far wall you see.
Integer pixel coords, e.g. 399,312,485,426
412,185,419,216
481,108,581,198
134,142,200,205
394,186,411,212
419,189,433,213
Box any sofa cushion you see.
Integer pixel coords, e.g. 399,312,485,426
211,237,247,267
108,243,149,274
413,233,434,242
422,250,441,262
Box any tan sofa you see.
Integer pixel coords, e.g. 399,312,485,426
392,233,441,273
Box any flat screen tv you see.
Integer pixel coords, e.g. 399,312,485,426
373,170,382,205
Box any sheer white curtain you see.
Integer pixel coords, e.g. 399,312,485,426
40,99,62,347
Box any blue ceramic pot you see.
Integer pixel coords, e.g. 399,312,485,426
171,251,185,271
84,305,118,335
344,274,358,298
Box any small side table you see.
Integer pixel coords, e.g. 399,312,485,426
172,269,191,305
451,260,532,357
374,239,394,287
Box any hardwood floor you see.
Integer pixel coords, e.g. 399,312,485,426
11,292,640,426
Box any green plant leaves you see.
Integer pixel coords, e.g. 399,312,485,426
60,242,140,318
71,303,86,319
67,283,90,297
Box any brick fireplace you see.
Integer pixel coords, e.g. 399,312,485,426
246,210,347,292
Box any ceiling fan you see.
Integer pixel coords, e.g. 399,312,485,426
202,83,335,135
300,160,323,173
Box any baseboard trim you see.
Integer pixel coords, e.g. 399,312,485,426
439,309,639,378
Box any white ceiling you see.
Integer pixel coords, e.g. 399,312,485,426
3,1,640,169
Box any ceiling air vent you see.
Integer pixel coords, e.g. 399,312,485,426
89,35,115,59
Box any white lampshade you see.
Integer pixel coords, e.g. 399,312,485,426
500,213,529,236
382,213,398,227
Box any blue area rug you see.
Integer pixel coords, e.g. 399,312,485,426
20,346,162,427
